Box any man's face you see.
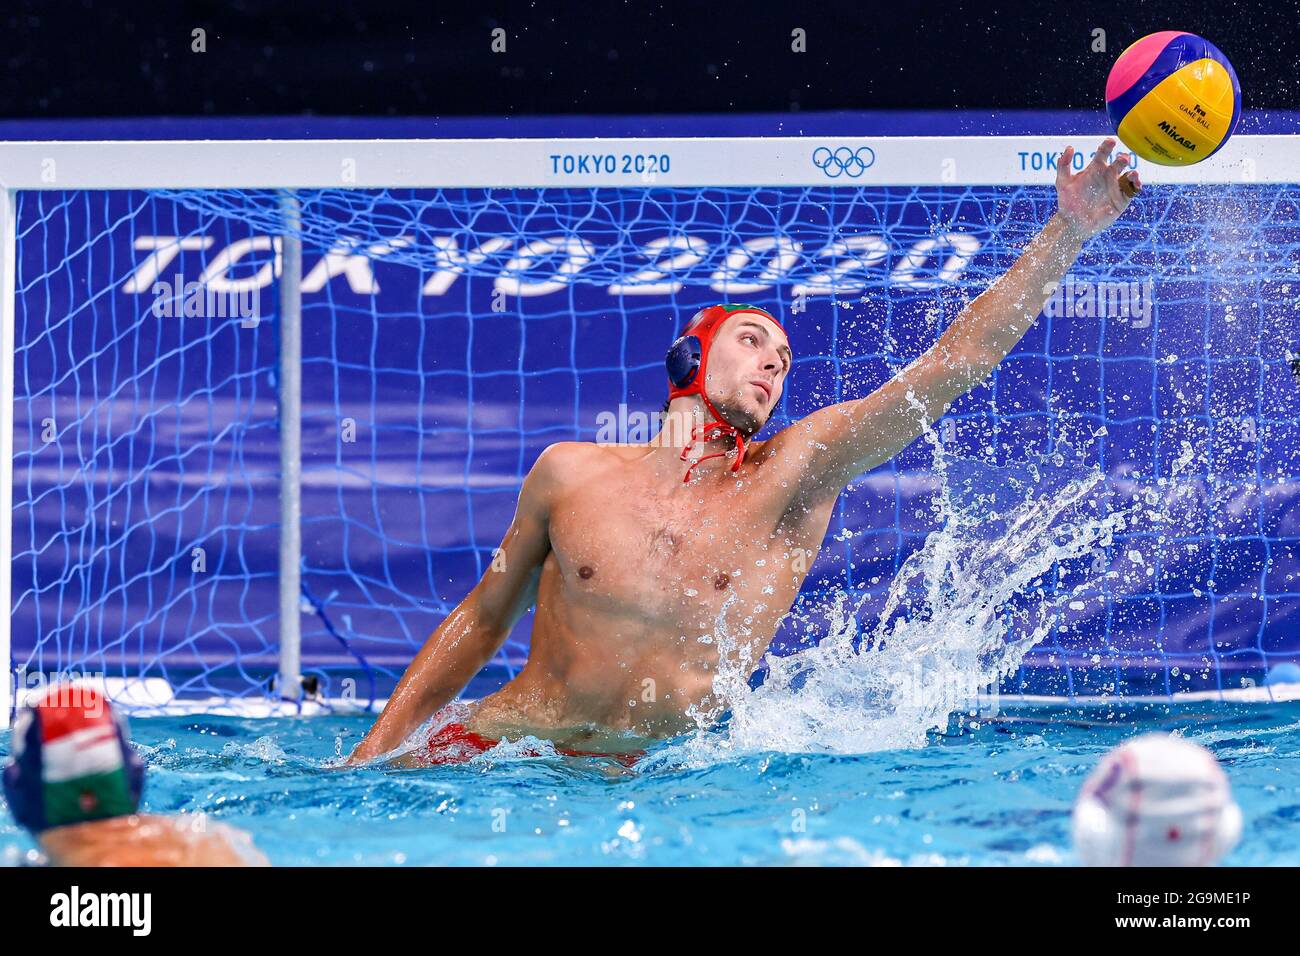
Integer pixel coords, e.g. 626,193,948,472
702,312,792,434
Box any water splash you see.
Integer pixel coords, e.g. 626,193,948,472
649,414,1166,767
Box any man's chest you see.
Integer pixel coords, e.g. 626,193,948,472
554,491,733,566
544,481,819,614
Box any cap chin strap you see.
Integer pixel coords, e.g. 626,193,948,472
678,393,746,483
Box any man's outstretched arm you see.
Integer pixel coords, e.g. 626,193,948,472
769,138,1141,508
346,447,561,764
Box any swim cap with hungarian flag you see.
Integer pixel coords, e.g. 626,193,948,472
665,303,787,482
3,683,144,833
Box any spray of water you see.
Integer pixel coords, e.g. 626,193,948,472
646,399,1178,768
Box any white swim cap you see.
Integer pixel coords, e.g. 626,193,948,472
1072,732,1242,867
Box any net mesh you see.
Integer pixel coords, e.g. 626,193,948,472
10,181,1300,711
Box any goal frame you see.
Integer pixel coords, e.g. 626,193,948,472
0,132,1290,726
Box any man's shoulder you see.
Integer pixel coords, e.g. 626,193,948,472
528,441,637,488
535,440,597,463
538,439,648,464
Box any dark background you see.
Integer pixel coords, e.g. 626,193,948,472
1,0,1298,118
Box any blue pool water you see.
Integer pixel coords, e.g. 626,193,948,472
4,701,1297,866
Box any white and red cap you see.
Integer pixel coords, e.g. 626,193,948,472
1072,732,1242,867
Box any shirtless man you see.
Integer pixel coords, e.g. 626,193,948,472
349,139,1141,764
4,683,268,866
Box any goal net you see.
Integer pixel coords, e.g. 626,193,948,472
4,135,1298,716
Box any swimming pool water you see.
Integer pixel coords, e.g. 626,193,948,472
3,701,1298,866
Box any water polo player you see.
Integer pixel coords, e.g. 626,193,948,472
349,139,1142,766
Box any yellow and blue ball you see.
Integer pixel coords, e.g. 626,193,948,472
1105,31,1241,167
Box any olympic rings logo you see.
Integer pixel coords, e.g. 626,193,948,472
812,146,876,179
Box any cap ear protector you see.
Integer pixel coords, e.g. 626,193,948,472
666,329,704,391
3,685,145,834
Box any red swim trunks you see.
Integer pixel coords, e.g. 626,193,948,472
422,722,501,764
424,722,643,768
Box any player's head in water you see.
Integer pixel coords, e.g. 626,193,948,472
4,681,270,866
1072,733,1242,866
3,682,145,834
664,304,791,479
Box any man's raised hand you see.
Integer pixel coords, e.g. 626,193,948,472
1055,137,1142,240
